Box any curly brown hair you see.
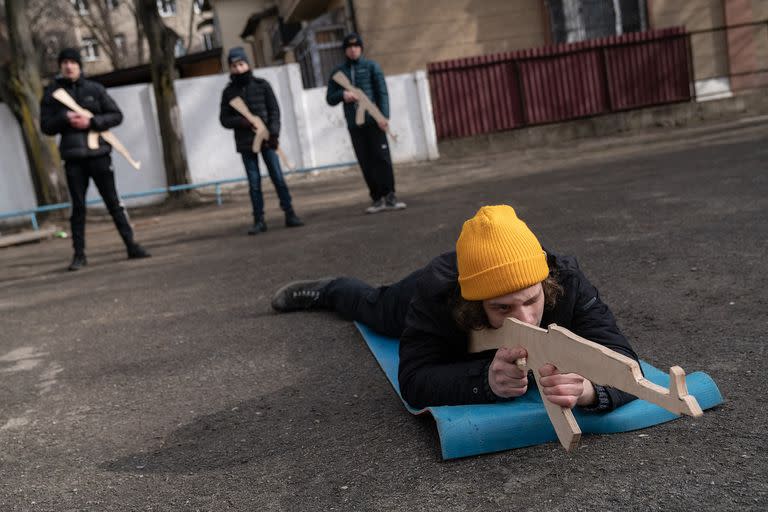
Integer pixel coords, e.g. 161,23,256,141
451,270,563,332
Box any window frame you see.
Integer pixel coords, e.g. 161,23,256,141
81,37,100,62
157,0,177,17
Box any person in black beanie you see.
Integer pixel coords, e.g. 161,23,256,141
326,33,406,214
40,48,150,271
219,47,304,235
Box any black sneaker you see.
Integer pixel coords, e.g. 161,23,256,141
127,244,151,259
285,211,304,228
271,278,335,312
248,219,268,235
365,199,386,214
68,253,87,271
385,192,406,210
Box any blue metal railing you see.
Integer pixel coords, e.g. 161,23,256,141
0,161,357,231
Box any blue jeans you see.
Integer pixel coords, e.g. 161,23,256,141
241,149,293,220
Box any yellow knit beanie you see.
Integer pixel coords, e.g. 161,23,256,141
456,205,549,301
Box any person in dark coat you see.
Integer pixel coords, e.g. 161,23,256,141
326,33,406,214
271,205,639,412
40,48,150,271
219,47,303,235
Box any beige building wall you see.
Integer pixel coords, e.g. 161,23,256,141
353,0,549,75
75,0,212,76
723,0,768,89
752,0,768,85
647,0,729,80
213,0,275,67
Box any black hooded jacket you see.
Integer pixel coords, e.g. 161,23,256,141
40,76,123,160
219,72,280,153
398,251,640,411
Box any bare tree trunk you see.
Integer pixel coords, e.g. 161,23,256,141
91,0,123,69
136,0,196,202
1,0,67,206
133,4,146,64
124,1,147,65
186,0,197,53
71,0,123,69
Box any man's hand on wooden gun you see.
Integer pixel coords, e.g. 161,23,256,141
67,111,90,130
488,347,529,398
262,135,279,151
343,90,358,103
538,364,596,409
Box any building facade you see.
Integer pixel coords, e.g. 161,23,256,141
35,0,217,77
649,0,768,95
203,1,767,93
212,0,658,87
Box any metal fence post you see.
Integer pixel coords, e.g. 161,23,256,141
513,59,527,127
686,32,697,101
600,46,613,112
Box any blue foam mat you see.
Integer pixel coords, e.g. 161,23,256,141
355,322,724,459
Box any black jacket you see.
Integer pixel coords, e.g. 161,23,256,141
219,73,280,153
40,76,123,160
398,251,639,411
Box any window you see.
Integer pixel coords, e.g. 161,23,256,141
72,0,89,15
174,38,186,57
294,26,344,88
201,32,215,51
157,0,177,17
81,37,100,61
45,36,59,58
114,34,126,56
546,0,647,44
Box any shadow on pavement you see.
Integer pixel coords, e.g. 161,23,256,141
100,383,439,474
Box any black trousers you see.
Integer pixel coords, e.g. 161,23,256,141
348,124,395,201
65,155,134,255
322,269,424,338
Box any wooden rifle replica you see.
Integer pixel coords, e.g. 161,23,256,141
228,96,294,171
331,71,398,141
52,88,141,170
469,317,703,451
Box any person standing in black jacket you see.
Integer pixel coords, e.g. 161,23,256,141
219,47,303,235
326,33,406,214
40,48,150,271
271,205,640,412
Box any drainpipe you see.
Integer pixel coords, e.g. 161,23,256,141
346,0,358,34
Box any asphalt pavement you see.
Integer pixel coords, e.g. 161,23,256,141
1,118,766,511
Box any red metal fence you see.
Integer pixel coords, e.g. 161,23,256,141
427,27,692,139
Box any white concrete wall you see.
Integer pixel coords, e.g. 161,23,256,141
695,77,733,101
86,84,167,207
302,69,439,167
173,66,305,183
0,104,38,226
0,63,440,214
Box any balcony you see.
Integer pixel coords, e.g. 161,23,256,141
278,0,334,23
